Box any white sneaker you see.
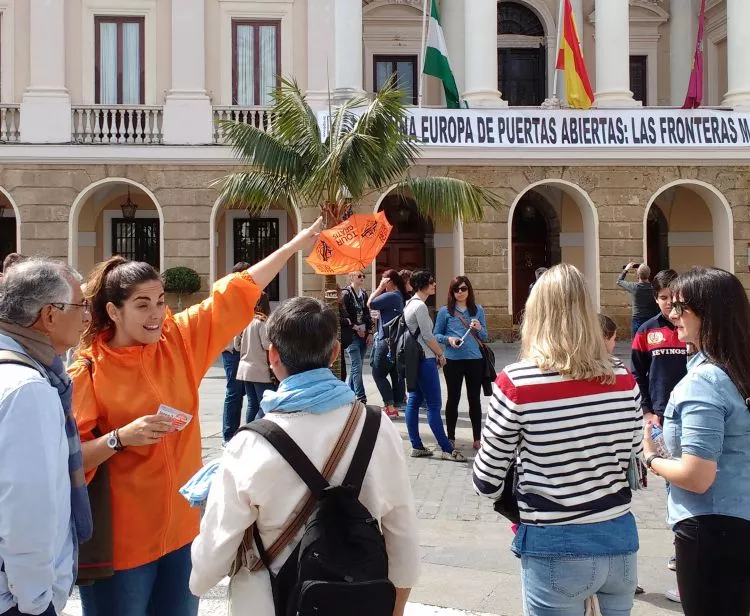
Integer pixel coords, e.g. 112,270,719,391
664,589,681,603
440,449,467,462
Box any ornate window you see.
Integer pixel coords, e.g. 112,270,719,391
374,55,418,105
232,20,281,106
95,16,145,105
111,218,159,267
498,2,545,37
233,218,280,301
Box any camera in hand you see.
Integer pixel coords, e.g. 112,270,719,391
622,263,641,270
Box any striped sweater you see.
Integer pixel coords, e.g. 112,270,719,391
472,359,643,525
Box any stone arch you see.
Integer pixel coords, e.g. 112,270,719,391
68,178,164,272
0,186,22,256
643,180,734,273
209,197,303,299
508,179,600,316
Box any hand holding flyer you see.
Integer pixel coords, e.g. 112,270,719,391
157,404,193,432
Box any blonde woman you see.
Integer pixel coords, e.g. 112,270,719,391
473,264,643,616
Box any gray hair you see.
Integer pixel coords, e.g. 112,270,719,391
266,296,338,376
0,258,82,326
637,264,651,281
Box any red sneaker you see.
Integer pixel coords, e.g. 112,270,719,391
385,406,400,418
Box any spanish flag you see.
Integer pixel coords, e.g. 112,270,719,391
556,0,594,109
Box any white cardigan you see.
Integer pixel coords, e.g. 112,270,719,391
189,405,421,615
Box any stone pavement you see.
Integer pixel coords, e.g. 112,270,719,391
65,342,684,616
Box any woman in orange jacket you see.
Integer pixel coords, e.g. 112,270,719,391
69,218,322,616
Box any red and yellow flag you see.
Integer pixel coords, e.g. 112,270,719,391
556,0,594,109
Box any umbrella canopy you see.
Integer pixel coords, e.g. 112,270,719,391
306,211,393,275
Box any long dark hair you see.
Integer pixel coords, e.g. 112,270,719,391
254,291,271,319
672,267,750,402
382,268,407,298
447,276,477,317
82,256,162,347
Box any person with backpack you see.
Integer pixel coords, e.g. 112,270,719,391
341,271,373,403
403,271,466,462
190,297,420,616
368,269,407,419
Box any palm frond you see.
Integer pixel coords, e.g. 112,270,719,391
268,78,326,164
212,172,298,214
398,177,501,224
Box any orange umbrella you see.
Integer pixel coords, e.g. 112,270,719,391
306,211,393,275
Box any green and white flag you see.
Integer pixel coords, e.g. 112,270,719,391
423,0,460,109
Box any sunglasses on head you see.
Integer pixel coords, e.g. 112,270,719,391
454,285,469,293
672,300,690,316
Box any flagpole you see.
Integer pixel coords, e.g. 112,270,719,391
552,0,565,100
418,0,430,108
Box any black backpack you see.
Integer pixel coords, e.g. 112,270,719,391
242,406,396,616
382,309,424,392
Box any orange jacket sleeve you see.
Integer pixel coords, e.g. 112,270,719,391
172,270,261,382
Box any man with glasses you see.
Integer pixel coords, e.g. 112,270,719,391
342,271,373,403
0,258,92,616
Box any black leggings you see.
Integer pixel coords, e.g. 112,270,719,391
675,515,750,616
443,358,483,441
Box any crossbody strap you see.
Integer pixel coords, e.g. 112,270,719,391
231,400,364,574
0,350,44,375
455,312,484,348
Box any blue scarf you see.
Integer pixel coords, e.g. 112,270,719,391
260,368,356,414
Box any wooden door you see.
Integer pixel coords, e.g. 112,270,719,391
512,242,548,324
499,47,546,106
0,218,16,269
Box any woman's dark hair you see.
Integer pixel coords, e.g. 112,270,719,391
399,269,412,285
652,268,678,296
232,261,251,273
255,291,271,318
382,268,407,298
82,256,162,347
410,270,434,293
447,275,477,317
599,314,617,339
266,296,338,375
672,267,750,401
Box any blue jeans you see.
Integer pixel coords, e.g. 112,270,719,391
79,543,199,616
244,381,276,423
371,336,405,407
521,553,637,616
631,316,649,337
346,335,368,402
221,350,244,442
405,358,453,453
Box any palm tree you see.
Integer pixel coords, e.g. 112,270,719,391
215,78,499,371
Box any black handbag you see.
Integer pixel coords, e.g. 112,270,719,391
492,459,520,524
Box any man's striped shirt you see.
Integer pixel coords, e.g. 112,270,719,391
472,360,643,525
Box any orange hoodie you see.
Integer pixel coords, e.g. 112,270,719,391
69,270,260,571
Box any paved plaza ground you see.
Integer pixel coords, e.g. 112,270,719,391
64,342,684,616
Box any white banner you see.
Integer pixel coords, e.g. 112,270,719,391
321,108,750,149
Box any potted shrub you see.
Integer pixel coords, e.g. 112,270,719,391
162,266,202,311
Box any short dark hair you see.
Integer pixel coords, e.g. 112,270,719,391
652,269,678,297
232,262,251,273
599,314,617,339
2,252,27,273
410,270,434,292
266,296,338,375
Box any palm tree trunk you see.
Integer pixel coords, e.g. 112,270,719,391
322,273,344,380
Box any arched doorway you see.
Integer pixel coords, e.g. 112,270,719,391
644,181,734,273
498,1,548,106
646,204,669,274
510,191,561,323
0,190,19,268
69,179,164,276
376,192,434,278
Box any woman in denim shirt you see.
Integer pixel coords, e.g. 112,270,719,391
643,267,750,616
433,276,488,449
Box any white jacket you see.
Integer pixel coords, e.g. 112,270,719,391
190,405,420,615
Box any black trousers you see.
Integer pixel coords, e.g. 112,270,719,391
675,515,750,616
443,358,483,441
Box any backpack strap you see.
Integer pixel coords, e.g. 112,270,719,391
343,405,382,497
0,350,44,376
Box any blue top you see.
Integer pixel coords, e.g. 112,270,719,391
371,291,405,337
433,305,489,361
663,351,750,527
512,513,639,558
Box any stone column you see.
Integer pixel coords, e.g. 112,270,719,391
306,0,336,110
441,0,465,95
463,0,506,107
593,0,637,108
163,0,213,144
20,0,71,143
332,0,364,103
723,0,750,109
670,0,698,106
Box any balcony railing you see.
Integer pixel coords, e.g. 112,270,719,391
72,105,164,144
0,105,20,143
213,106,273,144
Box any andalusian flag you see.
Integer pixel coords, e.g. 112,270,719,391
423,0,460,109
555,0,594,109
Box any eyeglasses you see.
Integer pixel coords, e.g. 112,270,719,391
672,300,690,316
51,300,91,313
355,274,365,279
454,286,469,293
